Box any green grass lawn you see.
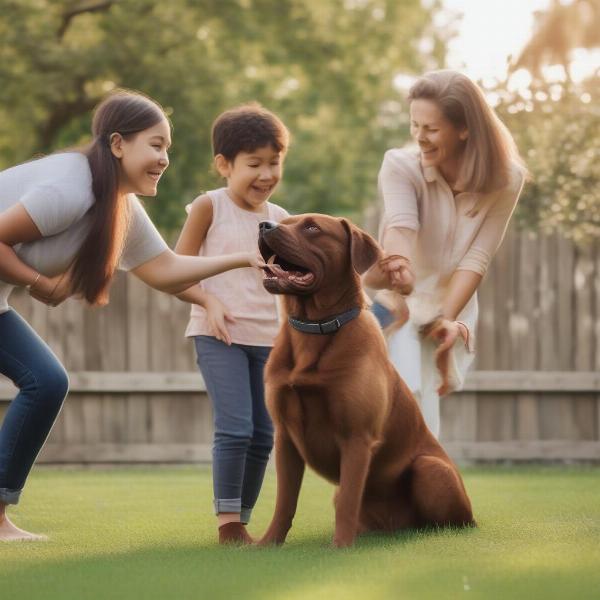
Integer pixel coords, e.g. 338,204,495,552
1,465,600,600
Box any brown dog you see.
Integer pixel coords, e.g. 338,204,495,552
257,214,474,548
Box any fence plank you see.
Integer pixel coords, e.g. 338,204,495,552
39,443,212,463
3,370,600,399
127,274,151,371
444,440,600,461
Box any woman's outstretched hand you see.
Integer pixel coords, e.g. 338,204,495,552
422,318,460,353
420,317,460,397
378,255,415,295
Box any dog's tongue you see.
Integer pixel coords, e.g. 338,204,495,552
264,254,315,286
289,271,315,286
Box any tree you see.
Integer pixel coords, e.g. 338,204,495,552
511,0,600,81
0,0,445,229
494,0,600,243
495,78,600,243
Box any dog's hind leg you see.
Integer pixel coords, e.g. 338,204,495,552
408,455,474,528
257,430,305,546
357,493,417,533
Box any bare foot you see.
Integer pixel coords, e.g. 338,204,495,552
218,522,253,545
0,514,47,542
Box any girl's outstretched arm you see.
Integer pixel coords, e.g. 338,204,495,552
131,248,262,293
133,192,264,292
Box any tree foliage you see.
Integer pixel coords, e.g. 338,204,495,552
0,0,444,230
511,0,600,80
495,0,600,243
494,77,600,244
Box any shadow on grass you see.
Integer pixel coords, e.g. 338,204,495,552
5,466,600,599
2,525,480,600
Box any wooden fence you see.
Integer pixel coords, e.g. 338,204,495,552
0,227,599,463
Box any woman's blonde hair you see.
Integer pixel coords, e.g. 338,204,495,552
408,70,526,194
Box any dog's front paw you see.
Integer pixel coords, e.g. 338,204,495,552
332,534,355,549
256,533,286,547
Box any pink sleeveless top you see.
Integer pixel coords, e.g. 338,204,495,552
185,187,289,346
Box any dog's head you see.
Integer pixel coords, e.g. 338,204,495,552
259,213,381,296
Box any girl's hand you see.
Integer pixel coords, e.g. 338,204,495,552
379,255,415,295
205,294,236,345
29,270,74,307
248,250,267,270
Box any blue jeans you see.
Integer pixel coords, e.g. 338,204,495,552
194,335,273,524
0,309,69,504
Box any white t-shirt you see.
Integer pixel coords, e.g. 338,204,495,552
0,152,168,313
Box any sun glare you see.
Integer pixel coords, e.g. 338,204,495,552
441,0,553,82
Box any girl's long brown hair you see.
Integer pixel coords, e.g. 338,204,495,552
70,90,168,305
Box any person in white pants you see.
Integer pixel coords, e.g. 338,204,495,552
365,70,526,438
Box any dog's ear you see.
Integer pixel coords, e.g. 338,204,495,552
340,218,382,275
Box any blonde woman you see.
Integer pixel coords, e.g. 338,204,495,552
365,70,526,438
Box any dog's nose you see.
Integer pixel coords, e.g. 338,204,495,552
259,221,278,234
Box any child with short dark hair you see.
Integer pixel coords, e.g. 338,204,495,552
175,103,289,544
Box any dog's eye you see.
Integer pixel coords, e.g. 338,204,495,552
304,223,320,233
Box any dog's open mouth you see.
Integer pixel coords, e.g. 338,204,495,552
262,253,315,287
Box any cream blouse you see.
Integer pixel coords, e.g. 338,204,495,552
377,147,525,285
373,149,524,423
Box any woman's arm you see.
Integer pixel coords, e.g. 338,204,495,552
424,174,525,361
132,248,259,292
362,227,416,291
440,270,482,321
0,203,69,301
175,285,210,305
440,171,524,321
363,151,420,292
456,170,524,277
0,203,44,287
133,193,263,291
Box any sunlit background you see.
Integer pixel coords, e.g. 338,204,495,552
1,4,600,571
1,0,598,241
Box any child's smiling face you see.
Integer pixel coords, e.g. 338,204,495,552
216,145,283,212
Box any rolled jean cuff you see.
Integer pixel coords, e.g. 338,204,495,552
0,487,22,505
213,498,241,515
240,507,252,524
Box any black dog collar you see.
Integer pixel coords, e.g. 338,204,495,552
288,307,361,335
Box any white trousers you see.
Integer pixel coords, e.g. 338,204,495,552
387,290,477,438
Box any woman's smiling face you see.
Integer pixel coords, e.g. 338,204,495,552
409,98,467,175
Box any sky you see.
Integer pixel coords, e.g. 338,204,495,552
440,0,552,83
